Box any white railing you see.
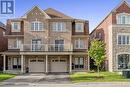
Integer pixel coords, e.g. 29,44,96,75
8,46,20,50
18,44,73,52
48,44,72,52
22,44,45,51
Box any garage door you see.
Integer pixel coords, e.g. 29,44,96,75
29,58,45,72
51,58,67,72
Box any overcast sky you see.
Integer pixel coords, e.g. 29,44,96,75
0,0,127,32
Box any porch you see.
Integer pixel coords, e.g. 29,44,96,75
2,53,89,74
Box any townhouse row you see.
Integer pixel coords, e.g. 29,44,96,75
0,1,130,74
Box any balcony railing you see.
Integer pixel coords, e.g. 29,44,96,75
18,44,73,52
22,44,45,51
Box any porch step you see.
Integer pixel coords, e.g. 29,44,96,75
3,70,23,74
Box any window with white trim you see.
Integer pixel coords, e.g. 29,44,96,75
118,35,130,45
74,58,84,69
12,58,21,69
11,22,20,32
75,23,84,32
117,13,130,24
52,22,66,32
14,39,22,49
118,54,130,69
31,21,44,31
75,38,84,49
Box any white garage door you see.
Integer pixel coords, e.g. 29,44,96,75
29,58,45,72
51,58,67,72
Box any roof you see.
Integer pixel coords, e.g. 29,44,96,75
21,6,73,19
0,22,5,30
21,6,51,19
44,8,73,19
90,0,130,34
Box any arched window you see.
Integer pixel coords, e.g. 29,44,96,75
31,21,44,31
118,54,130,69
117,13,130,24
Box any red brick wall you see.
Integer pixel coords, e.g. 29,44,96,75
112,3,130,24
0,27,8,71
90,2,130,70
6,19,24,35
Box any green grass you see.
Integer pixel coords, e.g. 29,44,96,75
0,73,15,81
70,72,130,82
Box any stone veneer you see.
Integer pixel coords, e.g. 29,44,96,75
111,25,130,71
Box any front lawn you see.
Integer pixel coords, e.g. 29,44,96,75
70,72,130,82
0,73,15,81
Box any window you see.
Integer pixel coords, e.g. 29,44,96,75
12,58,21,69
32,39,42,51
117,35,130,45
75,38,84,49
52,22,66,32
75,23,84,32
38,60,44,62
118,54,130,69
31,21,44,31
117,13,130,24
98,32,102,39
14,39,22,49
3,31,5,35
30,60,36,62
55,40,64,51
11,22,20,32
74,58,84,69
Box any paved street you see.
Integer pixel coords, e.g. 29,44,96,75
0,73,130,87
1,83,130,87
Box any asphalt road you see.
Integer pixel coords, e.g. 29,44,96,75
1,83,130,87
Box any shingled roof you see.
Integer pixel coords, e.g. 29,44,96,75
0,22,5,29
44,8,73,19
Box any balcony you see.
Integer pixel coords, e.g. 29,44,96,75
9,44,73,52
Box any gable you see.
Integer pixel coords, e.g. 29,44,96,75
114,1,130,13
22,6,51,19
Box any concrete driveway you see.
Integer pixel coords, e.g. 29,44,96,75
1,73,130,87
0,73,71,86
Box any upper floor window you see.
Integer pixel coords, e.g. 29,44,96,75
55,39,64,51
75,38,85,49
97,32,102,39
32,39,42,51
11,22,20,32
52,22,66,32
31,21,44,31
14,38,22,49
117,34,130,45
75,23,84,32
117,13,130,24
3,31,5,35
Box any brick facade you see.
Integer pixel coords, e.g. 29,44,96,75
90,1,130,72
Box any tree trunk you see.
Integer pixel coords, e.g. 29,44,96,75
97,65,100,77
